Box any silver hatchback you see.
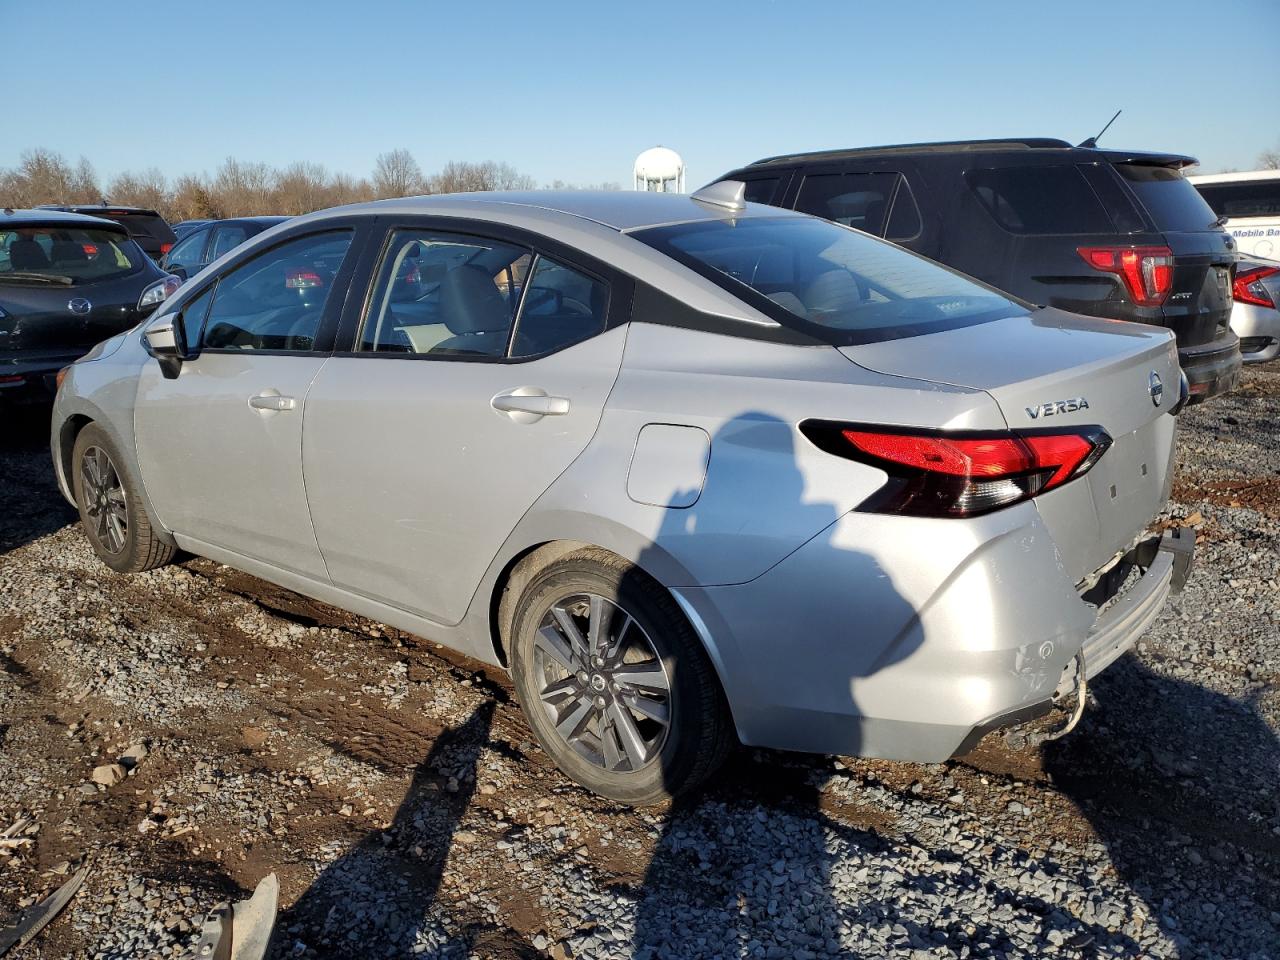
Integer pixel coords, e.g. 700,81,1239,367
52,187,1193,803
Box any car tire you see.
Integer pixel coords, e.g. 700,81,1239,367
509,547,734,805
71,423,176,574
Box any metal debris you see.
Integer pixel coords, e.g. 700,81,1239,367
0,865,87,957
187,873,278,960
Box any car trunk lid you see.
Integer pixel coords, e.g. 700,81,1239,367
839,308,1181,583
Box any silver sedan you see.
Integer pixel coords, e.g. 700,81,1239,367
52,185,1193,803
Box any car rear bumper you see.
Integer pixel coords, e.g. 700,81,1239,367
1229,301,1280,364
1178,332,1243,400
672,512,1189,764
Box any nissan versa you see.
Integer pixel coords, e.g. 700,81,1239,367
52,188,1193,804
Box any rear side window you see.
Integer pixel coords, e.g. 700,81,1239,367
202,231,352,351
796,172,897,234
966,165,1113,234
511,257,608,358
742,177,782,205
633,216,1021,346
1194,180,1280,219
209,226,248,261
1114,164,1217,232
108,213,177,245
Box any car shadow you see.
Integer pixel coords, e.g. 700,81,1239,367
0,403,76,556
1043,656,1280,955
274,700,535,959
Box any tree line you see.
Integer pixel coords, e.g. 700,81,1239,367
0,148,621,222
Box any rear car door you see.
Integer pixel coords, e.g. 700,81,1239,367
134,224,365,579
302,220,632,626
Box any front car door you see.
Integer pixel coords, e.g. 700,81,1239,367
303,220,632,626
134,224,366,579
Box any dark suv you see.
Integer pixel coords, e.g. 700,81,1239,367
716,138,1241,401
36,204,178,262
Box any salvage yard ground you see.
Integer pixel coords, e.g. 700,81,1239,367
1,367,1278,959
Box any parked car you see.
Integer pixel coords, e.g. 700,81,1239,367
36,204,178,262
171,219,214,240
715,138,1242,403
0,208,179,400
1188,169,1280,260
52,189,1193,803
161,216,289,280
1229,255,1280,363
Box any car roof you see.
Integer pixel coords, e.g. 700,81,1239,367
1187,169,1280,184
0,207,129,231
305,190,805,233
743,138,1197,169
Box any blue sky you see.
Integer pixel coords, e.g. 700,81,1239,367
6,0,1278,186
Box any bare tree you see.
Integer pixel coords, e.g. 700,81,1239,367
1259,146,1280,170
429,160,536,194
212,157,273,216
274,161,333,215
108,167,169,211
372,149,424,199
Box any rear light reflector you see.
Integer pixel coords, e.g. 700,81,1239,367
801,422,1111,518
286,269,324,289
1077,245,1174,307
1233,264,1278,308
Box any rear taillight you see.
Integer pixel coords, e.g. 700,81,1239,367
81,243,99,257
1077,245,1174,307
160,242,173,256
1233,264,1278,308
286,269,324,289
802,422,1111,518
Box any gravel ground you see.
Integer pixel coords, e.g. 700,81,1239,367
1,366,1277,960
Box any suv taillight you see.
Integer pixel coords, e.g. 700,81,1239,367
1077,245,1174,307
1233,264,1278,308
801,422,1111,518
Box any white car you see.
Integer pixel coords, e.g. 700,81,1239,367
1189,169,1280,259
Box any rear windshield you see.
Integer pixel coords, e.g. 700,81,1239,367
106,212,177,244
1115,164,1218,233
1193,180,1280,219
0,227,145,285
633,216,1023,345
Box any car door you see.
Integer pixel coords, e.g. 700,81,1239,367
134,225,365,579
303,222,632,625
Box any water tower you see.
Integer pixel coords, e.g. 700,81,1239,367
634,146,685,193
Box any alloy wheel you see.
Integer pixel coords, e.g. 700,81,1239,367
81,446,128,554
532,593,672,773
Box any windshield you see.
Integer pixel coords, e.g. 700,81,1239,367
0,227,145,285
633,216,1023,344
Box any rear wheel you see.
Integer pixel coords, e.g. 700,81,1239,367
71,424,175,573
509,548,733,805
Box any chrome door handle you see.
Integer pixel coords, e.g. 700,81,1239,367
248,393,296,412
491,388,570,422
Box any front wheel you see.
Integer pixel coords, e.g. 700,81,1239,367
509,548,734,805
71,423,176,573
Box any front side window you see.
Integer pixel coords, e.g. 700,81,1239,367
966,165,1113,234
796,172,898,234
0,227,144,285
633,216,1021,345
202,230,352,351
165,231,206,273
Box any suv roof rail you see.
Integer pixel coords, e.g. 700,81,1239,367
751,138,1077,165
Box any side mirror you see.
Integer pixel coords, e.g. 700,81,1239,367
144,312,190,380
